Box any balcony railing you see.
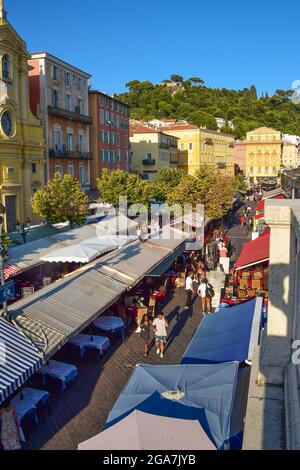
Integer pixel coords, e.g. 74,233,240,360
159,143,170,149
48,105,92,125
49,148,93,160
143,159,156,165
216,162,226,169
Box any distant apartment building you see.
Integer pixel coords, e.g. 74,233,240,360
28,52,92,190
89,91,130,189
152,120,234,176
234,141,246,173
245,127,282,184
281,134,300,169
130,123,178,180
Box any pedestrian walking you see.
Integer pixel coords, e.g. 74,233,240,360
140,314,151,357
0,401,22,451
197,278,214,315
240,215,245,229
185,272,194,309
152,313,168,359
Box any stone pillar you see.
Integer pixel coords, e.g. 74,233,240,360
259,200,300,385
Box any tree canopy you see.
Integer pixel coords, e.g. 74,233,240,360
97,168,241,220
117,75,300,139
32,173,88,226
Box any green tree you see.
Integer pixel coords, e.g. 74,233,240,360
97,169,150,207
151,168,186,200
32,173,88,226
170,74,184,84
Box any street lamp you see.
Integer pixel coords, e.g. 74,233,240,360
0,203,8,318
16,218,31,244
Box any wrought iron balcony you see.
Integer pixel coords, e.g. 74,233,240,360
143,159,156,165
49,148,93,160
48,105,92,125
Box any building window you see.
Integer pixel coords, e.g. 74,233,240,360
100,110,105,125
109,99,114,110
104,131,109,144
2,54,10,80
100,150,105,162
116,149,121,162
52,65,59,81
79,166,85,185
110,150,115,162
55,165,63,175
65,94,72,111
180,143,184,151
77,77,82,90
65,72,72,86
100,130,105,143
77,99,83,115
110,132,114,145
32,163,37,174
105,96,109,107
189,143,193,150
104,150,109,162
126,149,130,162
116,133,120,145
7,167,14,175
68,164,74,176
78,134,83,152
66,132,73,151
54,128,62,150
116,115,120,128
110,112,115,125
100,95,104,105
52,89,59,108
146,153,152,162
105,111,110,123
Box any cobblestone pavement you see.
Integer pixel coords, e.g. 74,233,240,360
25,289,202,450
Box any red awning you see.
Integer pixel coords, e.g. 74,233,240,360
254,213,264,220
256,195,285,212
4,263,21,280
234,228,270,271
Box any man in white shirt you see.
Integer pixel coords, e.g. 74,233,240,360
185,272,194,309
197,278,213,315
152,313,168,359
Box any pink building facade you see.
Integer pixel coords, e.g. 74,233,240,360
234,141,246,173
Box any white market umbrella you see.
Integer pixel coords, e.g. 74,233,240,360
78,410,216,450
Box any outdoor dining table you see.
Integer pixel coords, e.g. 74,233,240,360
68,334,110,359
36,360,78,392
11,387,50,425
93,316,125,341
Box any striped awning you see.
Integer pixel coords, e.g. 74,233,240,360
0,318,43,405
4,263,21,280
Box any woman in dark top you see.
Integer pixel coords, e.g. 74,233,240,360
140,314,151,357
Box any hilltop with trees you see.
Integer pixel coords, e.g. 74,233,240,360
116,75,299,139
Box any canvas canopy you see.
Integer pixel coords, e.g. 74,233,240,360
105,362,239,449
181,298,263,365
78,410,216,450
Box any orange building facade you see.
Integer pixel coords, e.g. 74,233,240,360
28,52,92,190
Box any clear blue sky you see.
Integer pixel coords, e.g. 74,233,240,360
6,0,300,97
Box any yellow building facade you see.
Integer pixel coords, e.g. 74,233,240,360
162,124,234,176
245,127,282,184
282,143,298,169
130,125,178,180
0,3,45,231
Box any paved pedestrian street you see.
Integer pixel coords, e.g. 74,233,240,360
24,290,202,450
